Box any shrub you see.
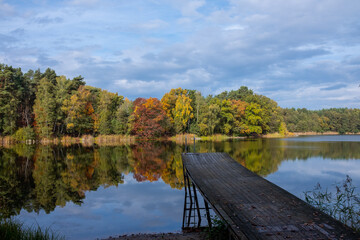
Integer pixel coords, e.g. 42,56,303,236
13,126,35,142
207,215,229,240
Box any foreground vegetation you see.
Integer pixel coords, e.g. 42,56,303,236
1,64,359,141
206,215,229,240
0,219,64,240
305,176,360,231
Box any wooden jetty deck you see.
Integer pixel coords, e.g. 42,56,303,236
182,152,360,239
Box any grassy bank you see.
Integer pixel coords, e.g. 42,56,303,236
263,131,360,138
262,132,294,138
199,134,231,141
292,131,340,136
2,131,358,147
0,219,64,240
0,134,137,147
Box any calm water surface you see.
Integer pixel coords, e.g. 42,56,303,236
1,135,360,239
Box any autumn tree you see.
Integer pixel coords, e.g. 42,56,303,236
245,102,265,135
172,94,194,133
130,97,171,138
2,63,360,137
231,100,249,135
278,122,288,136
161,88,188,121
247,94,284,133
62,86,96,136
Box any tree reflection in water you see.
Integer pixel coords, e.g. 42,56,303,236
1,137,360,219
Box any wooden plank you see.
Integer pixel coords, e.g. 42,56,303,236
182,152,360,240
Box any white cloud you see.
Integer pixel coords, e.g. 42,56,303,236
1,0,360,109
265,82,360,109
223,24,246,31
173,68,212,83
134,19,168,30
68,0,100,6
0,0,15,18
171,0,205,17
115,79,168,95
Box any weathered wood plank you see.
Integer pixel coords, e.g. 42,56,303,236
182,152,360,240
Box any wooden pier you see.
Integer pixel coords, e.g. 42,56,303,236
182,152,360,239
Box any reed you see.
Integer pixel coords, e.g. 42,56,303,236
60,135,76,146
81,135,95,146
199,134,229,141
0,219,64,240
0,136,15,146
304,175,360,231
294,131,339,136
170,133,197,144
263,132,295,138
94,134,136,146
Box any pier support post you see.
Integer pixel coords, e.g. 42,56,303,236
204,200,212,229
182,162,208,229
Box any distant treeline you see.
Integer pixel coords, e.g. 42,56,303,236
1,64,359,139
282,108,360,134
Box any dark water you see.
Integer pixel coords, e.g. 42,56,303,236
1,135,360,239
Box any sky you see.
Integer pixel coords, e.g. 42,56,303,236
0,0,360,109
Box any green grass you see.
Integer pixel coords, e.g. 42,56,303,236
0,219,64,240
199,134,230,141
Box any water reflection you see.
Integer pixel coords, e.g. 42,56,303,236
0,142,185,220
0,136,360,238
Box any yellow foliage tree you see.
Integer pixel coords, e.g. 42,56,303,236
161,87,188,122
61,86,96,136
172,94,194,133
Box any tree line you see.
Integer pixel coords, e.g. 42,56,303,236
1,64,359,139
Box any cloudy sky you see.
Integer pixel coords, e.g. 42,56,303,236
1,0,360,109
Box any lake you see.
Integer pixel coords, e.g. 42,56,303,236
1,135,360,239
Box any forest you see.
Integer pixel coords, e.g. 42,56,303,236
1,64,360,140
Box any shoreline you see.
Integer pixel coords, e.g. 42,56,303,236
263,131,360,138
1,132,359,147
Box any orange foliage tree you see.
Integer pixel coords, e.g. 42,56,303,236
231,100,250,135
130,97,172,138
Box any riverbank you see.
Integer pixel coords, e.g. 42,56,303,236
2,131,359,147
262,131,360,138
